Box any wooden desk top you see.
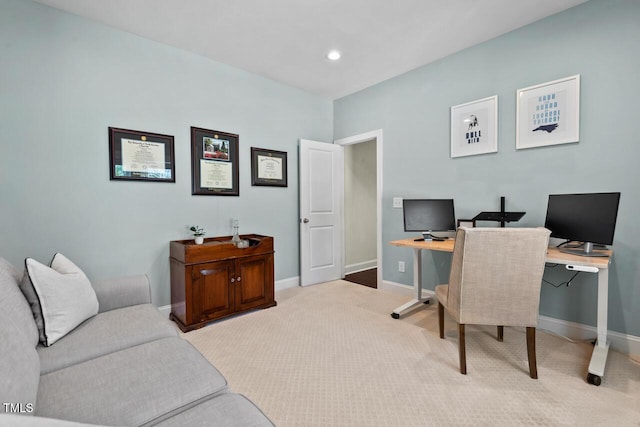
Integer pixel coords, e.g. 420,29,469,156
390,237,454,252
545,246,612,269
390,237,612,269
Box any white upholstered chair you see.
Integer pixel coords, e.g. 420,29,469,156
435,227,551,378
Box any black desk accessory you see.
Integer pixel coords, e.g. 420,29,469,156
473,196,525,228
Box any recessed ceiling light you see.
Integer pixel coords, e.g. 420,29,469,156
327,50,341,61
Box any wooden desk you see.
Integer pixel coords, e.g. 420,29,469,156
389,237,613,386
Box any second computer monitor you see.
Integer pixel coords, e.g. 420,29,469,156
403,199,455,240
544,192,620,256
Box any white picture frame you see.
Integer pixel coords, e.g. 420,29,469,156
450,95,498,158
516,74,580,150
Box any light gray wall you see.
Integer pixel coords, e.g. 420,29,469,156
0,0,333,307
334,0,640,337
344,140,377,269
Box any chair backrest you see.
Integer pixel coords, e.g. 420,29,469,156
446,227,551,327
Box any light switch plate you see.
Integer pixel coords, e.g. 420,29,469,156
393,197,403,208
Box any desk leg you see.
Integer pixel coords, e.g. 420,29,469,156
391,248,432,319
587,269,609,386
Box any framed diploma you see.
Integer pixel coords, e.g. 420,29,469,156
250,147,288,187
191,127,239,196
109,127,175,182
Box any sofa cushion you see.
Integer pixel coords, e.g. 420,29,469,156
38,304,177,374
153,393,274,427
0,257,39,347
36,337,228,426
20,254,99,346
0,414,107,426
0,307,40,416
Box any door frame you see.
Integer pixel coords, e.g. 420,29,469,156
334,129,383,289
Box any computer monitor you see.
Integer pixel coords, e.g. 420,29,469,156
544,192,621,257
403,199,456,241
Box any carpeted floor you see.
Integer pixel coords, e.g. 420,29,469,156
183,280,640,426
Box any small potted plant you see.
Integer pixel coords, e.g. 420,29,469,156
190,226,205,244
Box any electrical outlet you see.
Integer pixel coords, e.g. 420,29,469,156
393,197,403,208
398,261,405,273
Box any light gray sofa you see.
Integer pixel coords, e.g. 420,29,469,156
0,257,274,426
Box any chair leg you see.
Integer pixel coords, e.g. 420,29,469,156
438,303,444,339
497,326,504,342
458,324,467,375
526,327,538,379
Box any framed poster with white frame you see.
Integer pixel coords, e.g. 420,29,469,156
516,74,580,150
450,95,498,158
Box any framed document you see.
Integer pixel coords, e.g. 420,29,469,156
109,127,175,182
191,127,239,196
250,147,288,187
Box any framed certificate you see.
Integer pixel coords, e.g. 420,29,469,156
191,127,239,196
250,147,288,187
108,127,175,182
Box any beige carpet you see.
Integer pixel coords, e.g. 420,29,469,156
183,280,640,426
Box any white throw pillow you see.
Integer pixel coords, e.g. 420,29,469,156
20,253,99,346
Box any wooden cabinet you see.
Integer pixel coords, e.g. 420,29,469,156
169,234,276,332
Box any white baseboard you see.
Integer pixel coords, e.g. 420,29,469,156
344,260,377,275
158,304,171,318
538,315,640,356
276,276,300,291
380,280,437,299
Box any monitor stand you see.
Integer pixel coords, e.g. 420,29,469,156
559,242,609,257
422,232,445,242
472,196,525,227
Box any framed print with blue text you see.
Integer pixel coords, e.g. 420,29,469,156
516,75,580,150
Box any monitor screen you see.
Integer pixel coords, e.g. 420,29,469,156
403,199,456,233
544,192,621,248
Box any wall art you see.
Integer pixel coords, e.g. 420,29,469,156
251,147,288,187
190,127,239,196
450,95,498,158
109,127,175,182
516,75,580,150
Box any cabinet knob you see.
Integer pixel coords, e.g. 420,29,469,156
230,278,235,283
237,276,242,282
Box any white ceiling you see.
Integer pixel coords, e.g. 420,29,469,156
33,0,588,99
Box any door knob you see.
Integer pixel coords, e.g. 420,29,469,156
302,218,310,223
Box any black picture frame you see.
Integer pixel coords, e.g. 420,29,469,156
250,147,288,187
191,127,239,196
108,127,175,182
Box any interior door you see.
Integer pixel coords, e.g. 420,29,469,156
299,139,343,286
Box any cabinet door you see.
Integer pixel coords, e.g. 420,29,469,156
234,253,274,311
191,260,235,322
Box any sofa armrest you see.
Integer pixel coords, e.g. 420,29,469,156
92,275,152,313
